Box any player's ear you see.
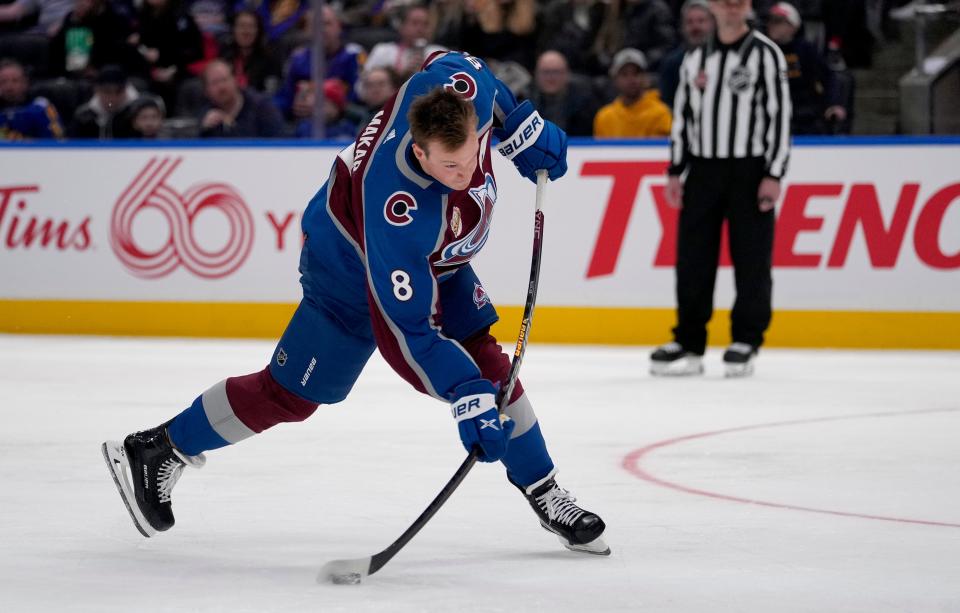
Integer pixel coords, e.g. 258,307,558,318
412,141,428,162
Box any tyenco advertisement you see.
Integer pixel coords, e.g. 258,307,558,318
0,142,957,346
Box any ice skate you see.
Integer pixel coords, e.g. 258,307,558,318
102,423,205,537
516,471,610,556
723,342,757,377
650,342,704,376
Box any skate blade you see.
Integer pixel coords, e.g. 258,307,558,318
650,357,704,377
101,441,156,538
557,534,611,556
724,361,755,378
540,521,612,556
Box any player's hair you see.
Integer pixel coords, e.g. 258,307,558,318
407,87,476,154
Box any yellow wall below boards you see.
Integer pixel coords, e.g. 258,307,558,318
1,300,958,349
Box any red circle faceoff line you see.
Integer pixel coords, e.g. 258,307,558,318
622,408,960,528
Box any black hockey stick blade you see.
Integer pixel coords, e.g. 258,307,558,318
318,451,478,584
318,170,548,584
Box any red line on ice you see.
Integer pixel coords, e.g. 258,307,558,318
622,407,960,528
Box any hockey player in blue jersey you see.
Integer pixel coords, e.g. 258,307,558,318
103,51,610,556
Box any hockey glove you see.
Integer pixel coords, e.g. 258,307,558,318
494,100,568,184
450,380,515,462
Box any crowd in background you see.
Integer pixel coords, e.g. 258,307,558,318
0,0,914,141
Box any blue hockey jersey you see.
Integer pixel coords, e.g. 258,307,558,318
301,51,522,402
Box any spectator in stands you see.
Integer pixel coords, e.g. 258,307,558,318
366,4,444,80
346,65,400,129
199,58,284,137
0,58,63,138
437,0,536,70
48,0,139,78
114,95,165,138
293,77,356,139
188,0,230,38
220,9,281,94
594,0,676,71
766,2,847,134
339,0,392,30
819,0,874,68
274,4,365,122
0,0,73,36
132,0,203,112
69,64,139,138
526,50,597,137
659,0,713,111
536,0,606,75
594,48,671,138
241,0,308,48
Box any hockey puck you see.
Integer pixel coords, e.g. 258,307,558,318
331,572,362,585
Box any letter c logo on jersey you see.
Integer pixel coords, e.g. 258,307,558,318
111,157,254,279
444,72,478,101
384,191,418,226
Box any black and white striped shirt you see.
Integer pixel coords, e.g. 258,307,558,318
669,30,792,179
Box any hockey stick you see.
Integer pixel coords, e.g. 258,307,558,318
318,169,549,584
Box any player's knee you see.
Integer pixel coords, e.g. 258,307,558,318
226,367,319,429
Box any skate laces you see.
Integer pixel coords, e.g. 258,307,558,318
727,342,754,355
537,483,585,526
659,341,683,353
156,457,185,504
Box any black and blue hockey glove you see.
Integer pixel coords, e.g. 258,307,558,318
494,100,568,184
450,379,515,462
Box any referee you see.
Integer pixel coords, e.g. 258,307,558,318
651,0,791,377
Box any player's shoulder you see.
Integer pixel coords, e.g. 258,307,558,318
424,50,485,72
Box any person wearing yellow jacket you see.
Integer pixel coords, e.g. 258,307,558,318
594,48,672,138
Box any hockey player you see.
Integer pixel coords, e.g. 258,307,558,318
103,50,610,556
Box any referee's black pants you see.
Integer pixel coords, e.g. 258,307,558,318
672,157,774,355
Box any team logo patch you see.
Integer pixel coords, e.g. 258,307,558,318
384,191,418,226
728,66,752,93
473,282,489,309
451,207,462,237
438,173,497,266
276,348,287,366
444,72,478,101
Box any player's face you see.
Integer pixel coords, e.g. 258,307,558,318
413,129,480,191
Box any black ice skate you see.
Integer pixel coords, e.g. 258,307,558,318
101,424,205,537
516,471,610,556
650,341,704,376
723,342,757,377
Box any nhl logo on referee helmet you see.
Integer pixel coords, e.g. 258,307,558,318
728,66,752,93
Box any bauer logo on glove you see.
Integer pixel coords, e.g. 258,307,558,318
450,380,515,462
493,100,568,183
496,112,543,159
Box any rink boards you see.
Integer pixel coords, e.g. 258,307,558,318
0,138,958,348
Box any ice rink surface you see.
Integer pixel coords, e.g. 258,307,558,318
1,334,958,613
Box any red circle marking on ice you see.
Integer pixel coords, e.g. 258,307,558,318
622,407,960,528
